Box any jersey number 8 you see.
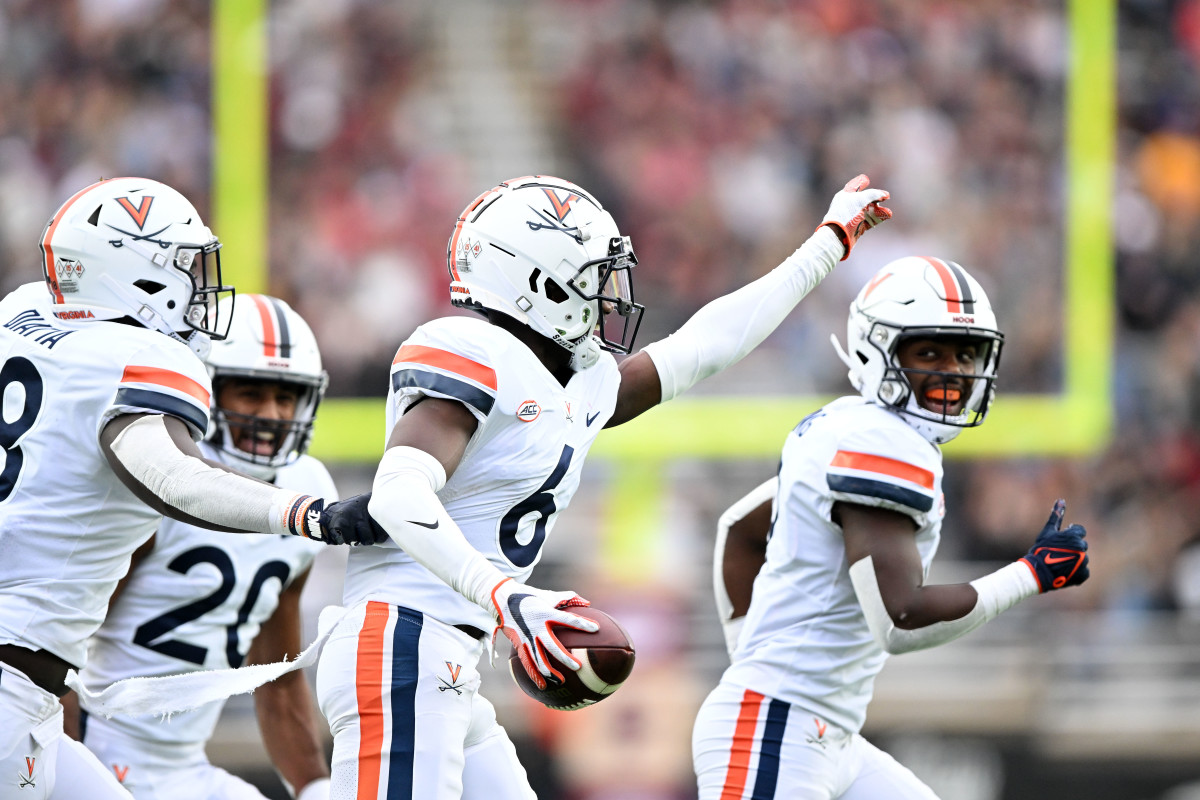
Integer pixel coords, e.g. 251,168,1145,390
0,357,45,504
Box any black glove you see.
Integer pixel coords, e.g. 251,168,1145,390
1020,499,1089,592
318,492,390,546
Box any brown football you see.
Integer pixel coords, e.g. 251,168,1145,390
508,606,636,711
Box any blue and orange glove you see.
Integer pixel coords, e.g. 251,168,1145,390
489,578,599,689
1020,499,1089,592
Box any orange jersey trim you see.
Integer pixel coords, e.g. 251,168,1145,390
830,450,934,490
392,344,498,390
120,366,210,406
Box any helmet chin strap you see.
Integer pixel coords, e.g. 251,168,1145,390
99,274,195,347
568,335,602,371
898,392,965,445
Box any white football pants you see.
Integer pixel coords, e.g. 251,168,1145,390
79,711,267,800
693,681,940,800
316,601,535,800
0,664,131,800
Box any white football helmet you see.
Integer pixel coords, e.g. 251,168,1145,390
832,256,1004,444
39,177,231,343
204,294,328,478
446,175,643,369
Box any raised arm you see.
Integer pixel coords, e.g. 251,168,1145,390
842,499,1089,655
609,175,892,426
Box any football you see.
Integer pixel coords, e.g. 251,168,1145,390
508,606,636,711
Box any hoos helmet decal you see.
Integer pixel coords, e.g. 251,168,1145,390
40,177,232,343
205,294,328,478
832,256,1004,444
446,175,643,370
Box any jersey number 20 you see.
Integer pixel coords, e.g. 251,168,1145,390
133,545,292,668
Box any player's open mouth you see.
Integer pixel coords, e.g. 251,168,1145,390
237,431,278,456
923,386,962,414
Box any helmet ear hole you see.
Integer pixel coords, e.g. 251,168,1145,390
855,350,869,365
87,206,101,226
543,279,568,304
133,279,166,295
524,268,570,305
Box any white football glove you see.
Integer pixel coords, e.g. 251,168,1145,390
819,173,893,260
489,578,599,689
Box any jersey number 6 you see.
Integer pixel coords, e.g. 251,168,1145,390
499,444,574,568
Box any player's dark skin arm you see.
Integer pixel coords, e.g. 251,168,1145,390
62,535,157,741
609,351,664,428
385,396,478,475
721,498,773,619
485,308,664,426
837,502,978,629
99,412,265,532
248,569,330,795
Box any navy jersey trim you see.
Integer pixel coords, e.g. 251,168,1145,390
113,387,208,435
391,369,495,416
827,474,934,513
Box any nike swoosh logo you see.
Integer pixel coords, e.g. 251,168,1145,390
407,519,439,530
586,411,601,427
1043,554,1076,564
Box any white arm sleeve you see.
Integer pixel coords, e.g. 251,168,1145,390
641,226,844,402
107,415,314,536
713,478,778,658
368,446,507,611
848,557,1040,655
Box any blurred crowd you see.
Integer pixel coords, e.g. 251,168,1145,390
2,0,1200,796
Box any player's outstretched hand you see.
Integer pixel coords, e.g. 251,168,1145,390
820,174,893,260
318,492,390,546
489,577,600,690
1020,499,1089,592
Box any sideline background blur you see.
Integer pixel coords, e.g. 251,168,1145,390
2,1,1199,798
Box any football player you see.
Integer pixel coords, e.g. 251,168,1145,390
694,257,1091,799
315,173,892,799
0,178,379,800
68,294,333,800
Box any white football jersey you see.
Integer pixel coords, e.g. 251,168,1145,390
77,443,332,745
0,282,213,668
343,316,620,631
722,396,946,734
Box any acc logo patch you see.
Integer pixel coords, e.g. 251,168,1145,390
516,400,541,423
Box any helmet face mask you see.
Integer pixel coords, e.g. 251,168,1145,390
833,257,1005,444
204,294,327,477
567,234,642,354
446,176,644,367
40,177,234,341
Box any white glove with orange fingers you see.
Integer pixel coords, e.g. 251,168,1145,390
819,173,893,259
489,577,600,689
